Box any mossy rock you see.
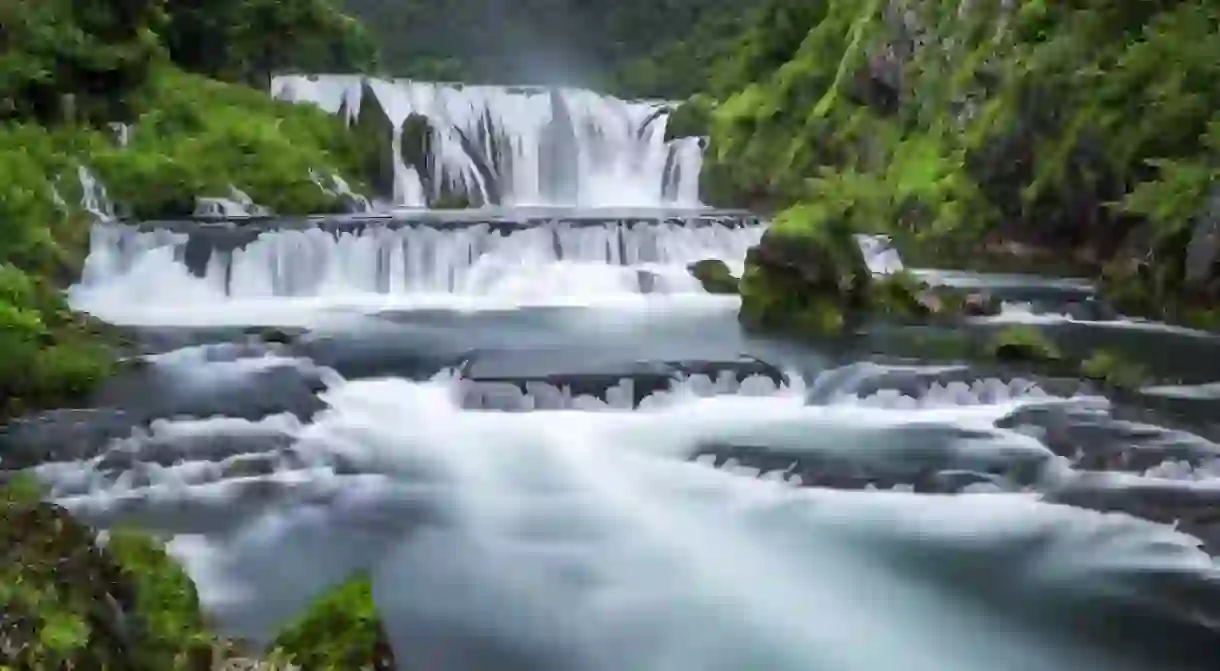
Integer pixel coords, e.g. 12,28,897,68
271,575,395,671
869,271,933,320
1,478,171,670
665,94,714,141
1080,349,1149,390
0,477,285,670
738,207,873,337
687,259,739,294
986,326,1062,363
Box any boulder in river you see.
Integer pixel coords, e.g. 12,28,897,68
738,208,873,336
687,259,738,294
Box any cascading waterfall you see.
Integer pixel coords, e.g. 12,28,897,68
67,218,766,324
272,75,706,209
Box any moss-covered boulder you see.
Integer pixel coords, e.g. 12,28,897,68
665,93,715,141
0,478,229,670
688,259,738,294
1081,349,1149,391
271,575,395,671
987,326,1062,364
738,205,872,336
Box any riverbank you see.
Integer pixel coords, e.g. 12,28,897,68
0,0,383,417
658,0,1220,333
2,475,393,669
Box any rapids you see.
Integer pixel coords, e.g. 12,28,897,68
5,84,1220,671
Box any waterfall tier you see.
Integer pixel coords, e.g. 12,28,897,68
271,75,705,209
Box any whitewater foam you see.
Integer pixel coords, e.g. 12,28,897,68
68,220,764,325
273,75,705,209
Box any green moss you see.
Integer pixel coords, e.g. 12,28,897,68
1080,349,1149,390
271,574,395,670
89,67,376,219
870,271,932,320
0,479,309,669
687,258,739,294
105,529,216,663
665,94,715,140
692,0,1220,322
987,326,1061,363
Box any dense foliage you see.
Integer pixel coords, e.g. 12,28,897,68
338,0,746,92
1,477,394,668
670,0,1220,327
0,0,379,415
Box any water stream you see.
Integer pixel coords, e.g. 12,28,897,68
5,81,1220,671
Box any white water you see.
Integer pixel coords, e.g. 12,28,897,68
68,221,765,325
272,75,705,209
35,368,1217,671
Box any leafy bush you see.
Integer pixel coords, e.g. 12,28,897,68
272,574,396,670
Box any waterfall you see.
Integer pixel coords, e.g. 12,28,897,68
78,166,115,222
272,75,707,209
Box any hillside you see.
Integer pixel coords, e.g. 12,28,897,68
337,0,748,95
661,0,1220,333
0,0,381,416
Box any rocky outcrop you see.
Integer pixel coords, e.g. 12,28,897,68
350,79,399,198
738,217,874,336
687,259,738,294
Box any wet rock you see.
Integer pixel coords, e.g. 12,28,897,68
738,221,872,336
245,327,303,345
636,269,661,294
539,89,580,205
460,355,787,409
914,469,1011,494
687,259,738,294
987,325,1061,363
0,408,140,469
352,79,399,197
961,291,1002,316
220,455,280,479
1045,476,1220,555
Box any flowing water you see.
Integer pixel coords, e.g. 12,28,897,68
5,83,1220,670
271,75,705,209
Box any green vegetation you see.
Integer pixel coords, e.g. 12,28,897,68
653,0,1220,333
1080,348,1149,391
687,259,739,294
987,326,1061,364
338,0,742,92
0,0,380,416
1,476,394,669
273,575,396,670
